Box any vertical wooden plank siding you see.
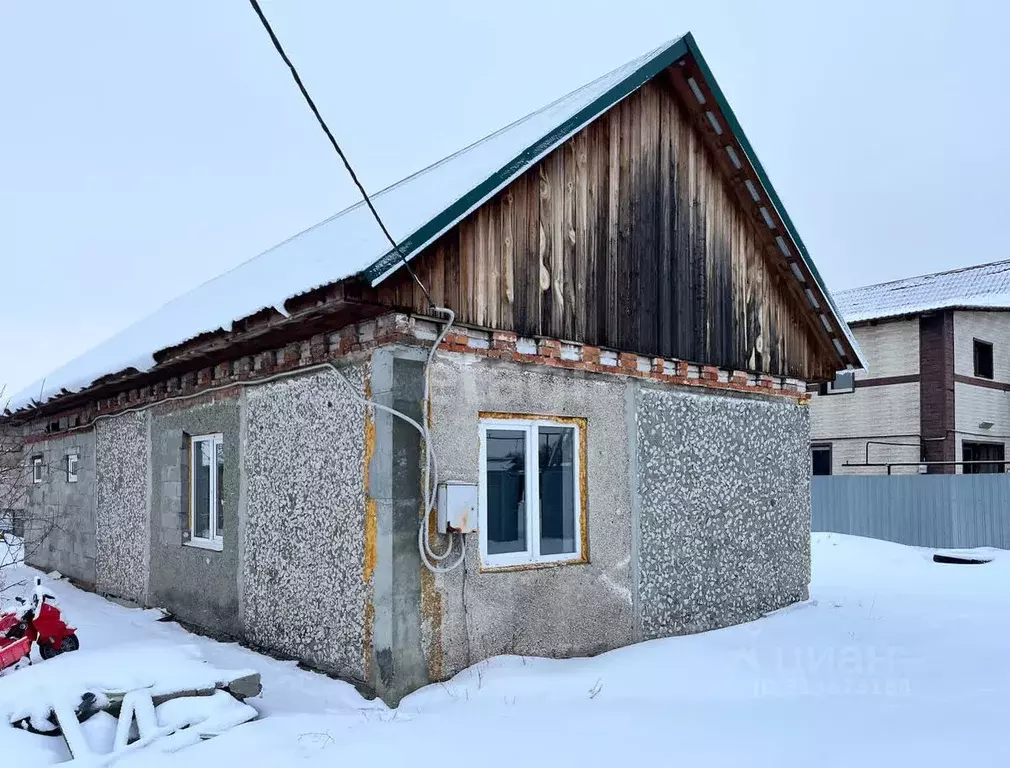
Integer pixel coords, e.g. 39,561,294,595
373,79,833,379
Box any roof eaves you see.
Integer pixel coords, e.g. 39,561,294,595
681,34,867,371
361,35,690,286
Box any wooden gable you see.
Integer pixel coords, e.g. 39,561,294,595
367,78,836,381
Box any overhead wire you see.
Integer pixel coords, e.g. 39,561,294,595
246,0,431,306
246,1,463,572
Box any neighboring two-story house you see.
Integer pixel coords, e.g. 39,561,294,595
811,259,1010,475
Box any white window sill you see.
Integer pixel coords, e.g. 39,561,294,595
480,555,587,573
184,539,223,552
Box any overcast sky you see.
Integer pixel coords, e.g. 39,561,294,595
2,0,1008,397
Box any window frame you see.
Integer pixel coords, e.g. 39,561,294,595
962,440,1005,474
66,452,79,483
477,415,586,570
811,444,833,476
973,338,994,380
824,370,855,395
31,455,43,484
188,433,224,550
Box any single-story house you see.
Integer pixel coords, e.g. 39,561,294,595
5,33,863,704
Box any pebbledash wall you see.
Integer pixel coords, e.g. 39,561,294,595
21,313,811,704
410,350,811,691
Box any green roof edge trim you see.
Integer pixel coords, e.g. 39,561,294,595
681,34,865,369
361,35,689,285
362,32,864,370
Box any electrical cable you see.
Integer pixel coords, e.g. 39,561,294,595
246,0,432,307
246,2,464,572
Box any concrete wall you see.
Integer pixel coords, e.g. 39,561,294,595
242,363,370,682
22,431,97,585
417,351,809,690
95,411,150,602
636,386,810,637
809,319,921,475
149,396,241,637
425,353,636,682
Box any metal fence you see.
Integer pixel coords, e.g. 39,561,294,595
811,475,1010,549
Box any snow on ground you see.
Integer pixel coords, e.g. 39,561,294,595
4,532,1010,765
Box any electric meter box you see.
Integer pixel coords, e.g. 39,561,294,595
437,482,478,534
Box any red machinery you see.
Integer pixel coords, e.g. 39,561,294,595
0,578,79,673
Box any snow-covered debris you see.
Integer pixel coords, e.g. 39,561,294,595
837,258,1010,322
0,643,255,727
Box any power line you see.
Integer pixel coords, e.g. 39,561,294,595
246,0,432,306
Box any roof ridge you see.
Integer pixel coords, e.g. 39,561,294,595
838,258,1010,295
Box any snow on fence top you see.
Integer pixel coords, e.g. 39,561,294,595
7,38,680,414
836,259,1010,323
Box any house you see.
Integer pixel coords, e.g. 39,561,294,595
5,34,861,703
811,259,1010,475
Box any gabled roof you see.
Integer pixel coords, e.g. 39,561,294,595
836,259,1010,323
8,32,861,414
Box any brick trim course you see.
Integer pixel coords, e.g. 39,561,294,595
23,313,810,437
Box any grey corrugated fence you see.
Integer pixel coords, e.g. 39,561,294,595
812,475,1010,549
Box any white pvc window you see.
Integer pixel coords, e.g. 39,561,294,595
189,434,224,549
32,456,43,484
478,417,582,568
67,452,79,483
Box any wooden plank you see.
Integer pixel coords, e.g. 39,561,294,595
475,207,487,327
617,98,634,349
550,148,566,338
564,138,580,341
538,160,554,337
578,126,593,343
658,88,673,357
672,95,690,358
527,163,543,336
607,108,621,347
501,189,515,329
639,84,660,354
512,176,531,335
487,200,500,329
594,117,611,345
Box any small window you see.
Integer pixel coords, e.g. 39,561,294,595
32,455,43,484
811,444,832,476
822,370,855,395
478,416,585,568
67,452,79,483
973,339,994,379
189,434,224,548
962,441,1004,474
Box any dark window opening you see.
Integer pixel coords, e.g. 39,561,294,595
812,444,832,476
962,441,1005,474
973,339,994,379
819,371,855,395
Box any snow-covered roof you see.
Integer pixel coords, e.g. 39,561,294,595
8,32,859,414
836,260,1010,323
